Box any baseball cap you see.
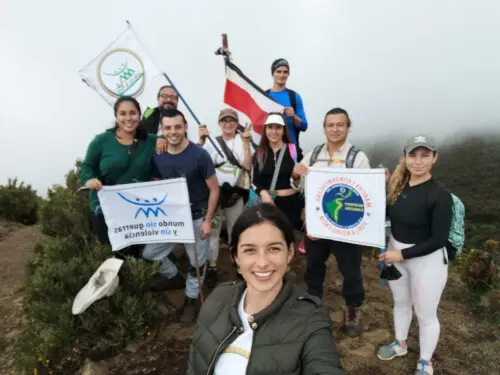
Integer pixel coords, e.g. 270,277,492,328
404,135,437,153
218,108,238,122
264,113,286,127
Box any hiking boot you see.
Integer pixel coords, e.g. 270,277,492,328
344,306,363,337
205,266,219,288
149,272,185,292
180,296,198,324
415,359,433,375
377,340,408,361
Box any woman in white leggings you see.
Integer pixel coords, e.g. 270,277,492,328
377,135,453,375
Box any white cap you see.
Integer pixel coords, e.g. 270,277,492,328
72,257,124,315
264,113,286,127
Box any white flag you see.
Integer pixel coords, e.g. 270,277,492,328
305,168,386,248
79,26,162,106
97,178,195,251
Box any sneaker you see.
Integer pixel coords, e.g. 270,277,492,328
376,340,408,361
344,306,363,337
180,296,198,324
415,359,433,375
149,272,185,292
205,266,219,288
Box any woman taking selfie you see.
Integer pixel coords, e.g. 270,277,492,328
251,112,303,230
187,203,345,375
80,96,161,248
377,135,453,375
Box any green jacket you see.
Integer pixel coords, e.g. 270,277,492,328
187,278,345,375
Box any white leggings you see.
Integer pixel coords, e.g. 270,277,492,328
388,235,448,361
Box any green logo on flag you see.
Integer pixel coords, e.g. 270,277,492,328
97,48,146,98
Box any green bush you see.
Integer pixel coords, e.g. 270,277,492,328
17,160,159,374
39,160,92,242
0,177,40,225
457,239,499,324
17,236,158,374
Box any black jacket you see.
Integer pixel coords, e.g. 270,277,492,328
141,107,161,134
187,278,345,375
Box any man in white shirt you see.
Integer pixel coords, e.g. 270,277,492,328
291,107,369,337
199,108,253,287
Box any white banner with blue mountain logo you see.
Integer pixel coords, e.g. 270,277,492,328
97,178,195,251
304,168,386,248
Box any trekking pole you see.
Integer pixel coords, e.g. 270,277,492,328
192,233,205,304
379,164,388,285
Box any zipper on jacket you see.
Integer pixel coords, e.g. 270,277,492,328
206,325,241,375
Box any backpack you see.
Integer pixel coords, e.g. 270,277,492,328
428,181,465,263
308,143,360,168
256,143,297,167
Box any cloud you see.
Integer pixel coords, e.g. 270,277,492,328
1,0,500,195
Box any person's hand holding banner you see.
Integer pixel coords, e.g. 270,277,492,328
292,163,309,179
86,178,103,191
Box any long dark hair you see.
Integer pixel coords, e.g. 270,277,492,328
229,203,294,263
108,96,147,140
257,112,292,169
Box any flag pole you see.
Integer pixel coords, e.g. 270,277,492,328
123,20,223,158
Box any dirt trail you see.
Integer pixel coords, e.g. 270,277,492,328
1,224,499,375
0,220,43,375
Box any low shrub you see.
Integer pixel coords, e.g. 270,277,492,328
0,178,40,225
17,236,158,374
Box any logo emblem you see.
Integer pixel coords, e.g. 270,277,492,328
413,136,427,143
321,183,365,229
117,193,167,219
97,48,145,98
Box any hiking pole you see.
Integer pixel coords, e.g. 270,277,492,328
192,240,205,304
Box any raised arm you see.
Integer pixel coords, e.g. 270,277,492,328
293,92,308,132
199,150,220,239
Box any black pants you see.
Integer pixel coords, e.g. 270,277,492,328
274,193,304,231
90,213,143,258
304,237,365,307
91,212,110,245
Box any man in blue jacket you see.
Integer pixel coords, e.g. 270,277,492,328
266,58,308,161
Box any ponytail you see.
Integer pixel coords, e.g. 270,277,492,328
387,157,410,204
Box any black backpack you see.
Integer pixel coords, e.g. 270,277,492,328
308,143,360,168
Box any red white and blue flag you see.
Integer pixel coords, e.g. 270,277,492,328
223,60,283,144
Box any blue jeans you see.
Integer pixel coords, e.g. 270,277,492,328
142,217,208,299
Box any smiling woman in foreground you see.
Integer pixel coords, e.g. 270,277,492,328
187,203,345,375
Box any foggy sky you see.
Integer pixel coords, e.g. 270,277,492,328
2,0,500,196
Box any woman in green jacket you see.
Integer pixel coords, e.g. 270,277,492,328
80,96,158,248
187,203,345,375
